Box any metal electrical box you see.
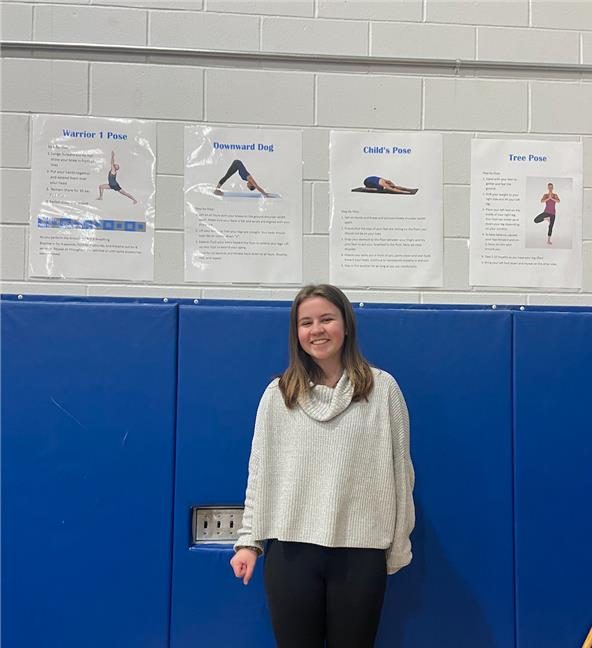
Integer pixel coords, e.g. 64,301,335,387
192,507,244,544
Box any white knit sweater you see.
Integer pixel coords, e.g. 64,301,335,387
234,367,415,575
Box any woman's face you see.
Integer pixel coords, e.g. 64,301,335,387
297,297,346,367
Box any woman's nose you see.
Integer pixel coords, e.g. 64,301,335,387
310,320,324,334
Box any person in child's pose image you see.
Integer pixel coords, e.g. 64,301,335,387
230,283,415,648
361,176,418,194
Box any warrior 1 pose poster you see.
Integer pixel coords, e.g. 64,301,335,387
329,131,443,288
184,126,302,283
470,139,583,289
29,115,155,281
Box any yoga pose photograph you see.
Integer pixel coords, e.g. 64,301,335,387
97,151,137,204
534,182,560,245
215,159,269,196
352,175,418,194
230,283,415,648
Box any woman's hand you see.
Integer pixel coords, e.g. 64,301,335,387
230,548,258,585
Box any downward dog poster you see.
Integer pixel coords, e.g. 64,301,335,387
470,139,583,289
329,131,443,287
29,115,155,281
184,126,302,283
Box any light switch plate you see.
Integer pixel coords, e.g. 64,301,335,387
192,507,244,544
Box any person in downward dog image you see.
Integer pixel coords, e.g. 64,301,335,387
215,159,270,197
534,182,560,245
97,150,137,204
230,284,415,648
352,175,418,194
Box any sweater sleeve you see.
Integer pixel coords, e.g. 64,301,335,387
386,379,415,575
233,385,273,556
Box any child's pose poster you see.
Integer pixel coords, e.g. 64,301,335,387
330,131,443,288
184,126,302,283
29,115,155,281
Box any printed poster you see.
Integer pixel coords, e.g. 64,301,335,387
184,126,302,283
329,131,443,287
470,139,582,289
29,115,155,281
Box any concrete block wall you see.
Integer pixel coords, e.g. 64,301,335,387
1,0,591,305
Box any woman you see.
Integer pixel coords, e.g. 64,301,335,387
362,176,418,194
230,284,415,648
97,151,137,204
215,159,269,196
534,182,560,245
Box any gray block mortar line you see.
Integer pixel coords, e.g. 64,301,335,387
258,16,263,52
528,0,532,28
87,62,91,115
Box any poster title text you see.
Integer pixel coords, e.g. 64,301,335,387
62,129,128,140
363,146,411,154
508,153,548,162
213,142,275,152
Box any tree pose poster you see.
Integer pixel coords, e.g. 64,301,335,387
470,139,583,289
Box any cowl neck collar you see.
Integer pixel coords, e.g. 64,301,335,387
298,371,354,422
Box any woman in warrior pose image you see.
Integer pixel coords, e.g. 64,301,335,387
534,182,560,245
215,159,269,196
230,284,415,648
97,151,137,204
359,176,418,194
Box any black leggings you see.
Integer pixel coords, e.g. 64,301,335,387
534,211,556,236
263,540,387,648
218,159,249,186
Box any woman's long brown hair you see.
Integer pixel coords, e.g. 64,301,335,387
278,284,374,408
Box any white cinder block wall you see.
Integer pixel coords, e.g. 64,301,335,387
1,0,592,305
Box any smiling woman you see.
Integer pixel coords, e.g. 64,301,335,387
282,284,372,405
229,284,416,648
296,295,346,386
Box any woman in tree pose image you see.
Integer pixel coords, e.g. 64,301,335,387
230,283,415,648
534,182,560,245
97,151,137,204
215,159,269,196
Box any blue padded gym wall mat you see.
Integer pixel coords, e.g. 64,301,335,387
172,305,514,648
170,305,289,648
358,308,515,648
1,301,177,648
514,311,592,648
7,297,589,648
